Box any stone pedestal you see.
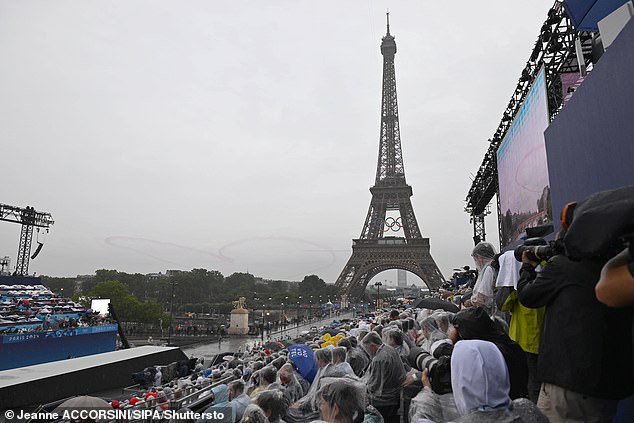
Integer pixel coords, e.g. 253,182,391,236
228,308,249,335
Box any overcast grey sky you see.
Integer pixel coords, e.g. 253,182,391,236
0,1,553,286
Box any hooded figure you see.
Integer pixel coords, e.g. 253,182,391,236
418,317,447,352
470,242,498,315
197,384,232,423
240,404,270,423
452,307,528,400
360,332,406,423
278,363,304,404
450,340,548,423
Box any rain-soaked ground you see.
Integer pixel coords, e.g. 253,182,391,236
182,311,354,360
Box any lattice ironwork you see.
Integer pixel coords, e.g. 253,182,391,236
335,15,444,299
0,204,54,276
465,0,596,244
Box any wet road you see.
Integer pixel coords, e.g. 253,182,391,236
182,312,353,361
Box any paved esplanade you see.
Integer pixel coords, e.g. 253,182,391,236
182,312,354,360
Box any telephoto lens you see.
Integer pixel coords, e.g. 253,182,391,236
408,341,453,394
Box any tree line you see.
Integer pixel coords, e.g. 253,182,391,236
42,270,339,326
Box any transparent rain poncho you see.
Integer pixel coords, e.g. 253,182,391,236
317,378,366,423
418,317,447,352
346,346,370,378
331,347,356,377
381,326,411,371
361,344,406,408
240,404,270,423
278,363,304,404
471,242,498,315
409,388,460,423
286,349,344,423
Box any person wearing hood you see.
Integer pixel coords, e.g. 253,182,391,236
337,337,369,378
250,365,279,398
418,317,447,352
517,228,634,423
411,340,548,423
468,242,498,315
451,307,528,400
360,331,406,423
228,379,251,423
451,340,548,422
197,384,232,423
331,347,356,377
317,379,365,423
383,327,411,371
278,363,304,404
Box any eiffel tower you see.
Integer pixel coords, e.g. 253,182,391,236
335,15,444,300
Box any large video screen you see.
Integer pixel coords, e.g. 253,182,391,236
497,67,552,247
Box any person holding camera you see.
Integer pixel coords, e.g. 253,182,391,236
408,340,548,423
517,231,633,423
451,306,528,400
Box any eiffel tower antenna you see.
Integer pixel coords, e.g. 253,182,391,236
335,17,444,303
386,11,390,35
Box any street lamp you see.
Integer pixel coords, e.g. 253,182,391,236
168,281,177,346
374,281,383,311
309,295,313,320
283,296,289,331
266,312,271,338
296,300,300,335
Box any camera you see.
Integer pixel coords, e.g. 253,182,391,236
408,342,453,394
514,237,563,263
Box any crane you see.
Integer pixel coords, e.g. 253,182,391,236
0,203,54,276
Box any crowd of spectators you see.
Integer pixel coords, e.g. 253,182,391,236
0,284,110,334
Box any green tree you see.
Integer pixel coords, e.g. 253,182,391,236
88,280,168,325
298,275,326,296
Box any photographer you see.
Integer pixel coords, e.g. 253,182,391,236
517,227,633,423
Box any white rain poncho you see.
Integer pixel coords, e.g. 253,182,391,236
449,340,548,423
413,340,548,423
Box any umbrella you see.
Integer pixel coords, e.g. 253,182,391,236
54,395,111,413
412,297,459,313
288,344,318,383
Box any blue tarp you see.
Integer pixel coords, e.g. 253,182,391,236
563,0,631,31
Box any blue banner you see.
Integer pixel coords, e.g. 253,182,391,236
2,324,118,344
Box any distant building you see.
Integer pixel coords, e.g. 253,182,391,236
147,272,170,280
397,269,407,287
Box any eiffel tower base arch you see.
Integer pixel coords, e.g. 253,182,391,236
335,238,444,301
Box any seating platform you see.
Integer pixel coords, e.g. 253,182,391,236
0,346,187,409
